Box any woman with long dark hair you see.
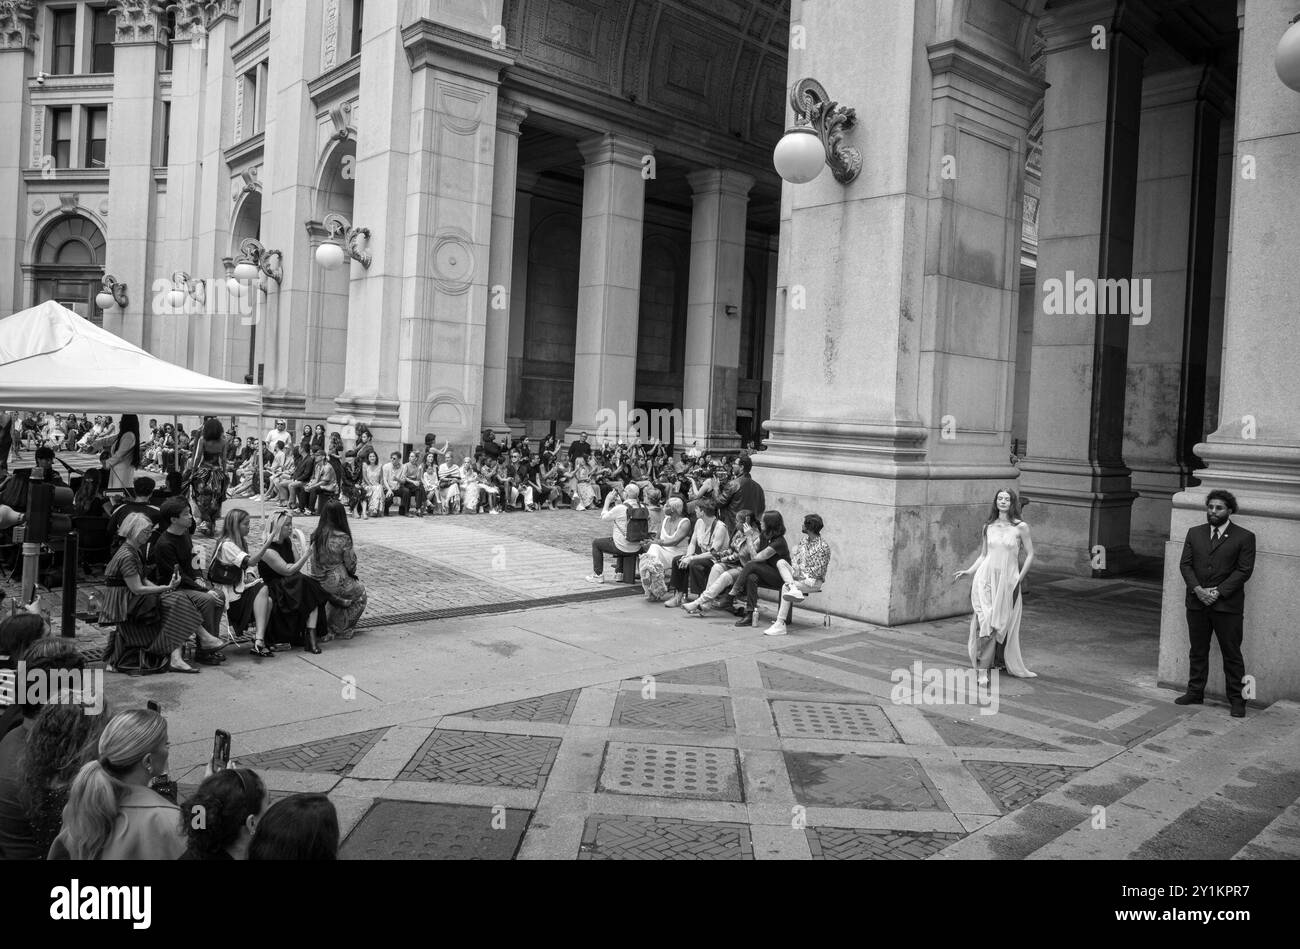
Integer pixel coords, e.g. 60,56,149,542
310,500,367,641
212,508,274,656
187,417,229,536
248,793,338,860
181,768,267,860
310,424,326,455
48,708,185,860
360,447,384,517
728,510,791,628
953,488,1036,683
105,415,140,496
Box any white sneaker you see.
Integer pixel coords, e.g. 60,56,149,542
782,584,806,603
584,574,605,584
764,621,788,636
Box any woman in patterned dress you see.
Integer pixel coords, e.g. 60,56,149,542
187,418,229,536
309,500,367,641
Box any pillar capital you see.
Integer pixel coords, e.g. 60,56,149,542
926,38,1045,109
686,169,755,199
577,133,654,169
108,0,169,45
496,97,529,135
0,0,37,52
1041,0,1161,56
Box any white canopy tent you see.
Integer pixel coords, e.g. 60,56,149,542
0,300,266,523
0,300,262,415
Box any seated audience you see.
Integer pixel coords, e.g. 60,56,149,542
248,793,339,860
310,500,367,642
684,508,760,615
257,511,330,654
149,498,229,664
728,511,790,628
211,509,274,656
586,483,648,584
180,768,268,860
763,513,832,636
107,477,160,546
665,498,731,608
638,497,690,602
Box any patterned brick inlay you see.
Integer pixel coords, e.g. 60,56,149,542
397,730,562,789
455,689,581,725
340,801,530,860
598,742,743,802
785,751,946,811
922,714,1062,752
757,662,861,696
772,700,899,742
630,661,729,687
233,727,389,777
806,826,965,860
965,760,1089,813
612,692,735,732
579,815,754,860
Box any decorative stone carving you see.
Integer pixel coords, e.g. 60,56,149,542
328,101,354,141
430,231,476,295
234,72,245,143
29,106,42,167
0,0,36,52
171,1,204,38
107,0,168,44
31,198,44,216
99,198,110,216
323,0,340,70
58,194,80,215
201,0,241,28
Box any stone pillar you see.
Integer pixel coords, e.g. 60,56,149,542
261,0,325,420
683,169,753,451
505,170,537,433
1159,0,1300,704
395,22,509,454
1019,0,1158,575
0,2,36,317
564,133,652,444
1125,67,1229,557
482,97,527,439
190,1,241,381
757,0,1039,624
102,0,167,348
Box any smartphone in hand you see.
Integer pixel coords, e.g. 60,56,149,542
211,729,231,773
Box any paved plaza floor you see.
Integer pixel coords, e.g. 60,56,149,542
8,505,1298,860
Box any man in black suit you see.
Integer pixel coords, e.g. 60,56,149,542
1177,489,1255,717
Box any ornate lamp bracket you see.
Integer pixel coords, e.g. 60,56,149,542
789,77,862,184
323,212,372,268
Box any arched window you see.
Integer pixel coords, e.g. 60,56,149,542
32,215,107,325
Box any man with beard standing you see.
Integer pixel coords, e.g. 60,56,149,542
1176,490,1255,717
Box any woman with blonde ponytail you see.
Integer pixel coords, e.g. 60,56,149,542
48,709,185,860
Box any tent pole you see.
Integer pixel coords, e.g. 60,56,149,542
257,398,265,531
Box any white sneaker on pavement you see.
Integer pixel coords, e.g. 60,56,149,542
782,584,806,603
763,621,788,636
584,574,605,584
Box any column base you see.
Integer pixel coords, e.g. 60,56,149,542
756,416,1018,626
263,391,308,420
1017,456,1138,575
1159,439,1300,704
1130,462,1191,558
332,394,403,458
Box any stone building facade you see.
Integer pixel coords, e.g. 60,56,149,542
0,0,1297,699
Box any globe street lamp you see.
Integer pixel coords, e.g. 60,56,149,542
1276,14,1300,91
95,275,128,311
167,271,205,310
315,212,372,270
234,238,283,291
773,78,862,185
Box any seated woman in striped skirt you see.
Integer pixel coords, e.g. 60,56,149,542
99,512,209,675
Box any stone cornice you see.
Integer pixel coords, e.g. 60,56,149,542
224,131,264,168
403,19,515,82
495,97,529,134
29,74,116,98
231,17,270,68
0,0,36,53
686,169,756,198
927,38,1045,110
308,53,360,104
577,132,655,167
108,0,169,45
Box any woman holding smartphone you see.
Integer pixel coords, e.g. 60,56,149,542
257,512,331,654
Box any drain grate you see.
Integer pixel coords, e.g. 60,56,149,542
772,700,899,742
599,742,743,802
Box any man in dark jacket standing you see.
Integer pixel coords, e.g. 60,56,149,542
718,454,765,533
1177,489,1255,717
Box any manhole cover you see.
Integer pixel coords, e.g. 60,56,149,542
340,800,530,860
598,742,743,802
772,701,898,742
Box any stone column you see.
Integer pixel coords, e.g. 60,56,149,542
1019,0,1158,575
190,1,241,380
564,133,652,444
683,169,754,451
1125,67,1229,557
481,97,527,439
1159,0,1300,704
261,0,325,420
102,0,167,347
757,0,1039,624
0,2,36,317
505,170,537,432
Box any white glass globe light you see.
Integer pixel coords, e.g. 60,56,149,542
316,241,347,270
168,288,187,309
774,127,826,184
95,290,115,310
233,260,259,281
227,277,246,298
1276,18,1300,92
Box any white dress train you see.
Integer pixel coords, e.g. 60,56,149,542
966,521,1036,678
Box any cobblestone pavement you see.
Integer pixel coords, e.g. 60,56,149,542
66,506,1300,860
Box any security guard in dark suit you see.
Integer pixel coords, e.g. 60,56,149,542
1177,489,1256,717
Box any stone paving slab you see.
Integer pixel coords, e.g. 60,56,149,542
805,826,966,860
598,742,744,802
785,751,948,811
234,727,390,777
611,691,736,732
396,729,563,789
453,689,582,724
578,814,754,860
339,800,531,860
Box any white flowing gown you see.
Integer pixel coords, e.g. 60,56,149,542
967,521,1036,678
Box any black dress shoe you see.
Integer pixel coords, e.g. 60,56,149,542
1174,693,1204,706
1230,703,1246,718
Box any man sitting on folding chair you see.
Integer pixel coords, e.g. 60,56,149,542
764,513,831,637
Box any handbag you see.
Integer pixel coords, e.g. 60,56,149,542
207,553,243,586
127,593,161,626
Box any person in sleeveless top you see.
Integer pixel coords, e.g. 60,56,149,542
257,512,330,654
188,418,229,536
954,488,1037,684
